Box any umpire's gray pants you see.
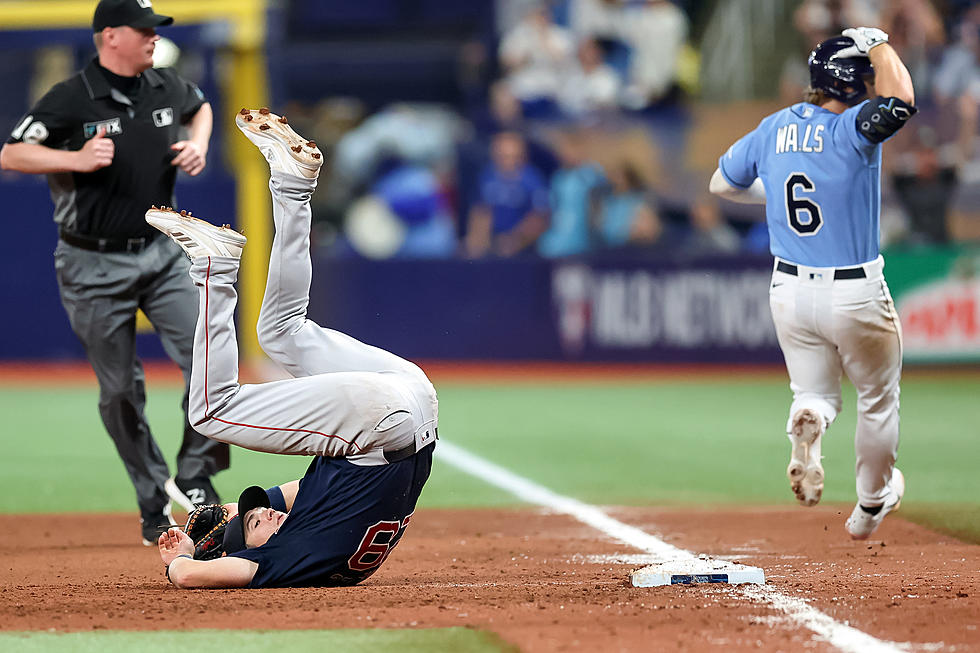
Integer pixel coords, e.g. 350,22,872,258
54,235,230,515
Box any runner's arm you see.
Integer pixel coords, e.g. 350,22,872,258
709,168,766,205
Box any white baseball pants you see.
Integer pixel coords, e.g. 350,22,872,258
769,256,902,507
187,172,438,465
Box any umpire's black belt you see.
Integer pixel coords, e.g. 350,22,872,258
776,260,866,280
60,228,158,253
383,427,437,464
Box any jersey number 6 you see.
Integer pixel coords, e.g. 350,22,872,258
785,173,823,236
348,514,413,572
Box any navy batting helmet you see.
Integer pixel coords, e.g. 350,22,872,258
808,36,874,104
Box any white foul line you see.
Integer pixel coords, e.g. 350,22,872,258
438,440,906,653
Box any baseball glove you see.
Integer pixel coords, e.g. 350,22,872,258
184,503,230,560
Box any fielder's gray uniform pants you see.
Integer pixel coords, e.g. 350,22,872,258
54,236,230,515
187,172,438,464
769,256,902,507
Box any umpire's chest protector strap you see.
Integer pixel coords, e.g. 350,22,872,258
856,97,917,143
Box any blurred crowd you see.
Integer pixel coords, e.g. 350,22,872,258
279,0,980,260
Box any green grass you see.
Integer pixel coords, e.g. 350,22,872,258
0,628,517,653
1,373,977,542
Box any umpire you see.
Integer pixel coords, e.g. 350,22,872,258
0,0,229,544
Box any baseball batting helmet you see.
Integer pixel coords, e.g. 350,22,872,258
808,36,874,104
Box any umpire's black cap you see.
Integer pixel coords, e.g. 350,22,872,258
93,0,174,32
222,485,271,554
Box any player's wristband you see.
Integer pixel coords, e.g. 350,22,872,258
166,554,193,584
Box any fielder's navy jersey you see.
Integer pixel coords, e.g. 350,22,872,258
719,101,880,267
230,444,433,588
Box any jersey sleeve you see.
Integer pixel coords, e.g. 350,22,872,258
159,68,206,123
718,127,762,189
266,485,287,512
6,82,75,148
837,100,877,156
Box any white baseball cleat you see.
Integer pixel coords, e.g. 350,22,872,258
145,207,246,259
235,107,322,179
845,467,904,540
786,408,825,507
164,477,195,512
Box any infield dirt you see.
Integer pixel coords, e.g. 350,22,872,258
1,507,976,652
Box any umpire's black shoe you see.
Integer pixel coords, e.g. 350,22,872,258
166,476,221,511
140,505,176,547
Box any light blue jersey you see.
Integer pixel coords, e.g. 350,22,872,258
719,101,880,267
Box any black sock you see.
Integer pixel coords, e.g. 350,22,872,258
860,504,883,515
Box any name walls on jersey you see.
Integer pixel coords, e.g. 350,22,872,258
775,124,824,154
552,264,778,355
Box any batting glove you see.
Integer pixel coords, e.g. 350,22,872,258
835,27,889,59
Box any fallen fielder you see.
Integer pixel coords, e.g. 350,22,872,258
152,108,438,588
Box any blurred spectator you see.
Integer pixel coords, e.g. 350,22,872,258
370,163,457,258
685,194,741,255
538,128,605,258
602,202,677,255
343,196,407,260
594,159,659,248
880,0,946,92
465,131,550,257
617,0,689,109
742,221,771,255
932,8,980,107
558,37,622,116
568,0,620,39
499,3,575,117
331,103,463,196
793,0,880,47
458,81,558,241
472,81,560,175
498,0,554,34
890,125,970,246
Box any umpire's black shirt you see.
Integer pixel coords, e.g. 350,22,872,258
6,57,206,239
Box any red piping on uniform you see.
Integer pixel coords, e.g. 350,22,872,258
204,257,212,417
209,416,363,451
201,258,363,453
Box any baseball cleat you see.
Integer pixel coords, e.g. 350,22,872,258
845,467,904,540
140,503,176,547
165,476,220,511
164,477,195,512
786,408,825,507
235,107,322,179
145,207,246,259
